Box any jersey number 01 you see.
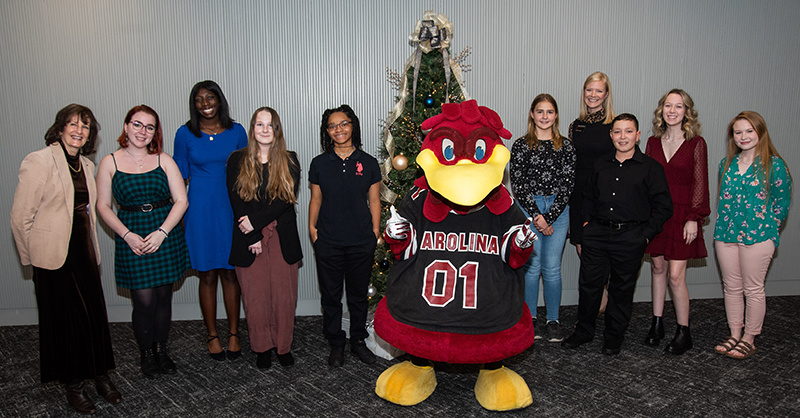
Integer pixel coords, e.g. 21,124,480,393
422,260,479,309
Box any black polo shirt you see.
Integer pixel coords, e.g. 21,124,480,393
309,149,381,246
582,147,672,241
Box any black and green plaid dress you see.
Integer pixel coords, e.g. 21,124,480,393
112,156,190,289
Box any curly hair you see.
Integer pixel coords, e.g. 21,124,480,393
578,71,615,123
116,104,163,154
651,89,702,140
525,93,563,150
319,104,362,154
235,107,298,204
186,80,234,138
44,104,100,155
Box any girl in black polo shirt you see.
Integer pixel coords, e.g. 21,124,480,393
308,104,381,367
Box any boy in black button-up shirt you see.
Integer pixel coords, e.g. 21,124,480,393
562,113,672,355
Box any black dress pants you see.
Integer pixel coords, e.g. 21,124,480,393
314,239,376,346
574,221,648,346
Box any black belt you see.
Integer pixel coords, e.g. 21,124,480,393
594,219,644,230
119,198,172,212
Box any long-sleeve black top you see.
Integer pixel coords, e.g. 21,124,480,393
509,137,576,225
226,149,302,267
582,147,673,241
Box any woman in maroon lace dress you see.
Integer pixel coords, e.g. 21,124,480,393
643,89,709,354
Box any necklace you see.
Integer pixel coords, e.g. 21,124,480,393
334,146,355,158
124,147,147,169
202,124,222,141
67,159,82,173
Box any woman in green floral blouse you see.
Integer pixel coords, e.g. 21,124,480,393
713,111,792,360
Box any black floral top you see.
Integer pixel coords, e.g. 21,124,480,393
510,137,576,225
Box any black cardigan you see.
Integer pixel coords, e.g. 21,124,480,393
226,149,302,267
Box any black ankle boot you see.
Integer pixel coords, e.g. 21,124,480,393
665,324,693,355
153,341,177,374
140,347,161,379
644,316,664,346
256,349,274,369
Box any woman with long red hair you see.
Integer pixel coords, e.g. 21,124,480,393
713,111,792,359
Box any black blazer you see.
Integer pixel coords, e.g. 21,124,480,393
226,149,302,267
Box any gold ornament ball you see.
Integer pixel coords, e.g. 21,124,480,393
392,154,408,170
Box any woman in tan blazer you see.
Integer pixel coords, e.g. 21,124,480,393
11,104,121,415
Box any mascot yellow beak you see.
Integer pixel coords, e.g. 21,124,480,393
417,145,510,206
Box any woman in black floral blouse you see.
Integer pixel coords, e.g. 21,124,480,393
510,94,576,343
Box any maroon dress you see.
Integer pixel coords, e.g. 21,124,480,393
645,136,710,260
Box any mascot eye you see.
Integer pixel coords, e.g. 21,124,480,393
442,138,455,161
474,139,487,161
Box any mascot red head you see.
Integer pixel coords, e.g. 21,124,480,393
374,100,536,411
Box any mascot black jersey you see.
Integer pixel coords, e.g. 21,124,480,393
385,185,527,335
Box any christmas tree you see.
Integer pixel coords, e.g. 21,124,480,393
369,11,471,305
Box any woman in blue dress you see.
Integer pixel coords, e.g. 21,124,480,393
97,105,190,377
174,80,248,360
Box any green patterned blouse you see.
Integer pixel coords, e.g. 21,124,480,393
714,154,792,247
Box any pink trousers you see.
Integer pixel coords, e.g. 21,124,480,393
714,240,775,336
236,221,299,354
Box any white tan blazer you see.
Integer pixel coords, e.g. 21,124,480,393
10,142,100,270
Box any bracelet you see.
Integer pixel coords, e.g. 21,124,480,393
122,230,130,239
158,227,169,237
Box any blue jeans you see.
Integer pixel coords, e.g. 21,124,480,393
520,196,569,322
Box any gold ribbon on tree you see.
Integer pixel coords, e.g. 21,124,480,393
380,11,470,204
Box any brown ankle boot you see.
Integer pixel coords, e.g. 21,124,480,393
65,380,96,414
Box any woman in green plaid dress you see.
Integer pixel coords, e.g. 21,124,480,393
97,105,190,378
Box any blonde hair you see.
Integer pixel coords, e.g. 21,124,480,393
722,111,788,195
652,89,702,139
578,71,615,123
525,93,563,150
235,107,297,203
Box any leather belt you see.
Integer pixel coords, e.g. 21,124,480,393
119,198,171,212
594,219,644,231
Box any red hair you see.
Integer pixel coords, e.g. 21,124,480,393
117,104,163,154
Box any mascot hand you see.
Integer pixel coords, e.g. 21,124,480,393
514,218,537,249
386,205,410,240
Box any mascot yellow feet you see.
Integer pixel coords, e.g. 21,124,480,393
474,367,533,411
375,361,437,406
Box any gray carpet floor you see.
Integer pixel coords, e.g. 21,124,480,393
1,296,798,417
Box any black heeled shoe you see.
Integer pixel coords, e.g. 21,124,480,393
153,341,177,374
644,316,664,346
226,333,241,360
206,335,226,361
664,324,693,355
